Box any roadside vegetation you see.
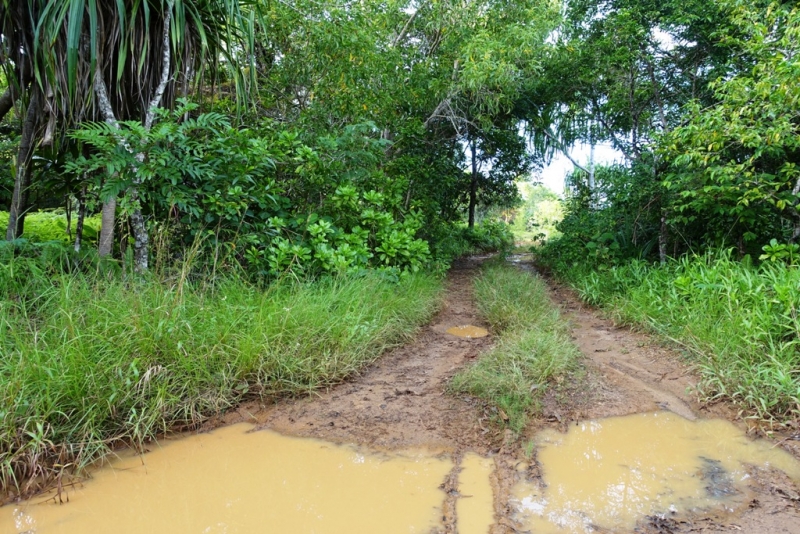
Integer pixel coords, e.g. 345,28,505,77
450,262,582,433
541,251,800,426
0,242,442,499
528,0,800,428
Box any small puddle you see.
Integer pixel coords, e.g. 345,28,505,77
4,424,459,534
513,412,800,533
446,325,489,338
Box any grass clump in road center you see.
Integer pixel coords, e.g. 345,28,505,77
0,257,441,500
449,262,582,433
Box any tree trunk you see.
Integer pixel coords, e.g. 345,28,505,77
468,137,478,229
125,0,173,273
6,90,42,241
128,187,149,272
74,184,87,252
658,211,668,265
98,196,117,257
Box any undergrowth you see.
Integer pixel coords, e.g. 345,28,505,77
429,220,515,270
559,250,800,426
0,210,102,245
0,255,441,500
449,262,582,433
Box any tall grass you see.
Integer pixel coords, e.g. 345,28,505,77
0,255,442,499
450,262,582,433
563,250,800,425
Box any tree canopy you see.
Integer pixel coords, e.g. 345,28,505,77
1,0,798,273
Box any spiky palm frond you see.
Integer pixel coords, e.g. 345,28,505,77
0,0,257,133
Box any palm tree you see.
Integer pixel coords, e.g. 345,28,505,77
0,0,257,269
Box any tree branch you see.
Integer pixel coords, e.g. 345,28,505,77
541,128,592,175
145,1,174,130
391,7,420,48
0,86,17,123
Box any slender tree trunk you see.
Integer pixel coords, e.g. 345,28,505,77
126,0,173,272
468,137,478,229
94,69,119,258
98,196,117,257
74,184,87,252
65,196,72,242
588,123,595,208
92,2,173,271
658,211,668,265
128,188,149,272
6,90,42,241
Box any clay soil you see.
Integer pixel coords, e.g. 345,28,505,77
218,256,800,533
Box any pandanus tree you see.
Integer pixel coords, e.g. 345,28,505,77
0,0,256,271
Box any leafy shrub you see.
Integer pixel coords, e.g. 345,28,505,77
464,219,514,253
67,103,430,278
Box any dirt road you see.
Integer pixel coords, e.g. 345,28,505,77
224,256,800,533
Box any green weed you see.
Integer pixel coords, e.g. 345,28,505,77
449,262,583,433
561,250,800,425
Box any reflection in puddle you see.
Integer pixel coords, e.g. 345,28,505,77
446,325,489,338
457,453,495,534
513,412,800,533
3,424,455,534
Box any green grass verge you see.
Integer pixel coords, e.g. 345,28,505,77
449,262,583,433
0,263,442,496
560,251,800,425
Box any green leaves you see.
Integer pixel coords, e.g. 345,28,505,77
664,2,800,248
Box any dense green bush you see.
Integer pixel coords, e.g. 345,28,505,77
429,219,515,272
67,104,431,279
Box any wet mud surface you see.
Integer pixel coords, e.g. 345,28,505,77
7,256,800,533
248,255,800,533
533,262,800,533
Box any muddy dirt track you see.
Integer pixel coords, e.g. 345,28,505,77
218,256,800,533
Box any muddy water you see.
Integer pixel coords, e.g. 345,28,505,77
513,411,800,533
4,424,458,534
446,325,489,338
456,453,495,534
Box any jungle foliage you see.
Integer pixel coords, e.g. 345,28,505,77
0,0,552,274
532,0,800,426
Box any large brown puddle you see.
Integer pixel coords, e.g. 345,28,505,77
513,411,800,533
6,412,800,533
4,424,494,534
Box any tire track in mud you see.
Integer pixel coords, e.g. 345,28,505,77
255,257,512,533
